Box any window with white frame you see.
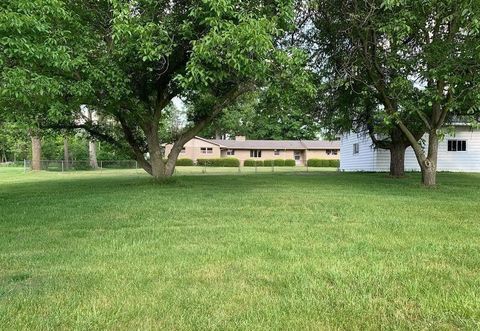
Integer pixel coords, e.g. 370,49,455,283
326,149,338,155
353,143,359,154
201,147,213,154
274,149,281,155
448,140,466,152
250,150,262,158
226,149,235,155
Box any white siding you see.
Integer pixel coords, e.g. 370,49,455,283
339,133,376,171
341,126,480,172
374,146,420,171
437,127,480,172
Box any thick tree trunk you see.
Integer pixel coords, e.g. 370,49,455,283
31,136,41,171
420,131,439,186
421,165,436,186
63,137,69,170
145,123,167,179
389,143,406,177
89,140,99,169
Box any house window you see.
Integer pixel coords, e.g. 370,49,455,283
226,149,235,156
353,143,359,154
326,149,338,155
201,147,213,154
250,150,262,158
448,140,466,152
180,147,186,154
274,149,281,156
294,151,301,161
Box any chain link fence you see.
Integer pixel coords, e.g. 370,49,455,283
23,160,139,172
15,159,338,176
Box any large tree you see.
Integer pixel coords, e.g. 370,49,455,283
316,78,424,177
2,0,308,179
288,1,422,177
308,0,480,185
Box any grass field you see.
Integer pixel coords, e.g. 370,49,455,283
1,167,479,329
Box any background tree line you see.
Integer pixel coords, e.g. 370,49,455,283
0,122,128,164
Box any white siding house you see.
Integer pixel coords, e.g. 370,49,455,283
340,125,480,172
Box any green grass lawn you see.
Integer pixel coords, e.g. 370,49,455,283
1,167,479,330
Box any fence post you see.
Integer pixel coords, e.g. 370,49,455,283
62,161,64,172
135,160,138,174
100,161,103,173
24,159,26,173
271,163,274,173
255,163,257,174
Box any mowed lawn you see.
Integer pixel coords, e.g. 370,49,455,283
1,167,479,330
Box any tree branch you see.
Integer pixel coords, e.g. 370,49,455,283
42,122,125,150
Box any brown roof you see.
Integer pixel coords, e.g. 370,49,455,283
204,137,340,150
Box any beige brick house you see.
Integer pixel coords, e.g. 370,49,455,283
165,136,340,166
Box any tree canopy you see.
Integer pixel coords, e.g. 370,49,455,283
1,0,312,178
306,0,480,185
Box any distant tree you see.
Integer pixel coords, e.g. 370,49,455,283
201,54,319,141
0,120,30,162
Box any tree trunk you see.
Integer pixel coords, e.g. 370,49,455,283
420,131,439,186
389,143,406,177
31,135,41,171
63,137,69,170
395,120,440,187
145,123,167,179
421,165,436,186
165,145,183,177
89,140,99,169
87,108,99,169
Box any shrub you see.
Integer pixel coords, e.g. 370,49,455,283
196,158,240,167
222,157,240,167
329,159,340,168
273,159,286,166
176,158,194,166
196,158,213,166
244,159,264,167
307,159,325,167
263,160,274,166
284,159,296,166
307,159,340,167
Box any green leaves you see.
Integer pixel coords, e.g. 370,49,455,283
0,0,95,126
179,17,277,90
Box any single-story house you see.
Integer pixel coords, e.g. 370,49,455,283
340,125,480,172
165,136,340,166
